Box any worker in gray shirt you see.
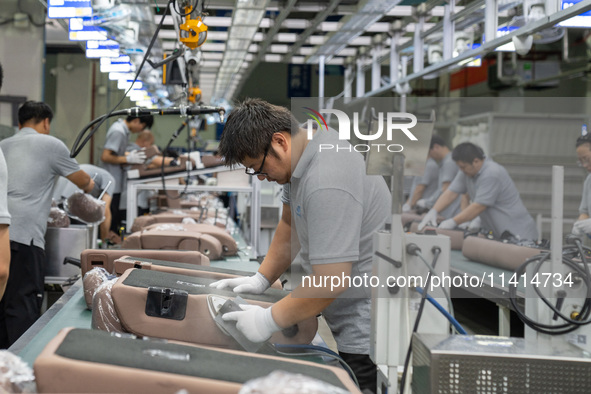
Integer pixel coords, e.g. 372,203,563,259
100,115,153,234
419,142,538,241
402,157,439,212
0,101,98,348
209,98,390,393
420,135,463,220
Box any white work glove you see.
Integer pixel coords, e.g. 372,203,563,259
209,272,270,294
438,218,457,230
457,221,470,230
416,199,428,209
221,304,281,343
467,216,482,232
418,209,438,231
126,149,147,164
402,203,411,213
573,218,591,236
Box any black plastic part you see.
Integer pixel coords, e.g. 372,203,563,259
145,287,188,320
63,257,81,268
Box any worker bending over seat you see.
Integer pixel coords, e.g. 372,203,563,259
419,142,538,241
210,98,390,394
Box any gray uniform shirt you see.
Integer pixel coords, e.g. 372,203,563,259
52,164,115,201
101,119,129,194
408,158,439,204
426,152,461,219
578,173,591,215
449,158,538,240
0,149,10,225
0,128,80,248
281,128,391,354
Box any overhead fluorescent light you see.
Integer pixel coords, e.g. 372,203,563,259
48,0,92,19
68,17,108,41
86,40,120,58
559,0,591,27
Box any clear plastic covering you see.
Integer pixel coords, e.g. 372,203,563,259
47,206,70,228
64,191,106,225
0,350,35,393
91,278,126,333
151,223,186,232
239,370,350,394
83,267,113,310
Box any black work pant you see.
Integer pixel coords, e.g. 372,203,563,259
109,193,127,233
0,241,45,348
339,352,377,394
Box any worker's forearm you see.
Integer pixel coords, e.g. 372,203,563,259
0,225,10,301
453,202,487,225
409,184,426,207
578,213,590,221
433,189,458,213
258,217,294,283
101,150,128,165
272,294,335,328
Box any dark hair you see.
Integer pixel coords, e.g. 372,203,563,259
430,135,447,149
218,98,300,166
452,142,485,163
18,101,53,126
126,115,154,129
0,63,3,91
576,134,591,148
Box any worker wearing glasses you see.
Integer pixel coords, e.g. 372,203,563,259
572,134,591,236
210,98,391,393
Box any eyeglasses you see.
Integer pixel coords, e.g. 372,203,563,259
245,144,270,176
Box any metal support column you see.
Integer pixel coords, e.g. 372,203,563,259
443,0,455,60
318,55,325,109
356,48,367,97
371,35,383,92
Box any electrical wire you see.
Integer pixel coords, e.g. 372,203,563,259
415,252,455,330
508,239,591,335
70,0,175,158
414,287,467,335
173,0,199,17
271,343,360,388
159,118,193,199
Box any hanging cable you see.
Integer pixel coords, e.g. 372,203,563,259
70,0,175,158
414,287,467,335
509,237,591,335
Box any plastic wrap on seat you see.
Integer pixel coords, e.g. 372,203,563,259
33,328,361,394
461,236,546,271
47,206,70,228
83,267,113,310
64,191,105,225
91,278,126,333
0,351,35,393
239,370,350,394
